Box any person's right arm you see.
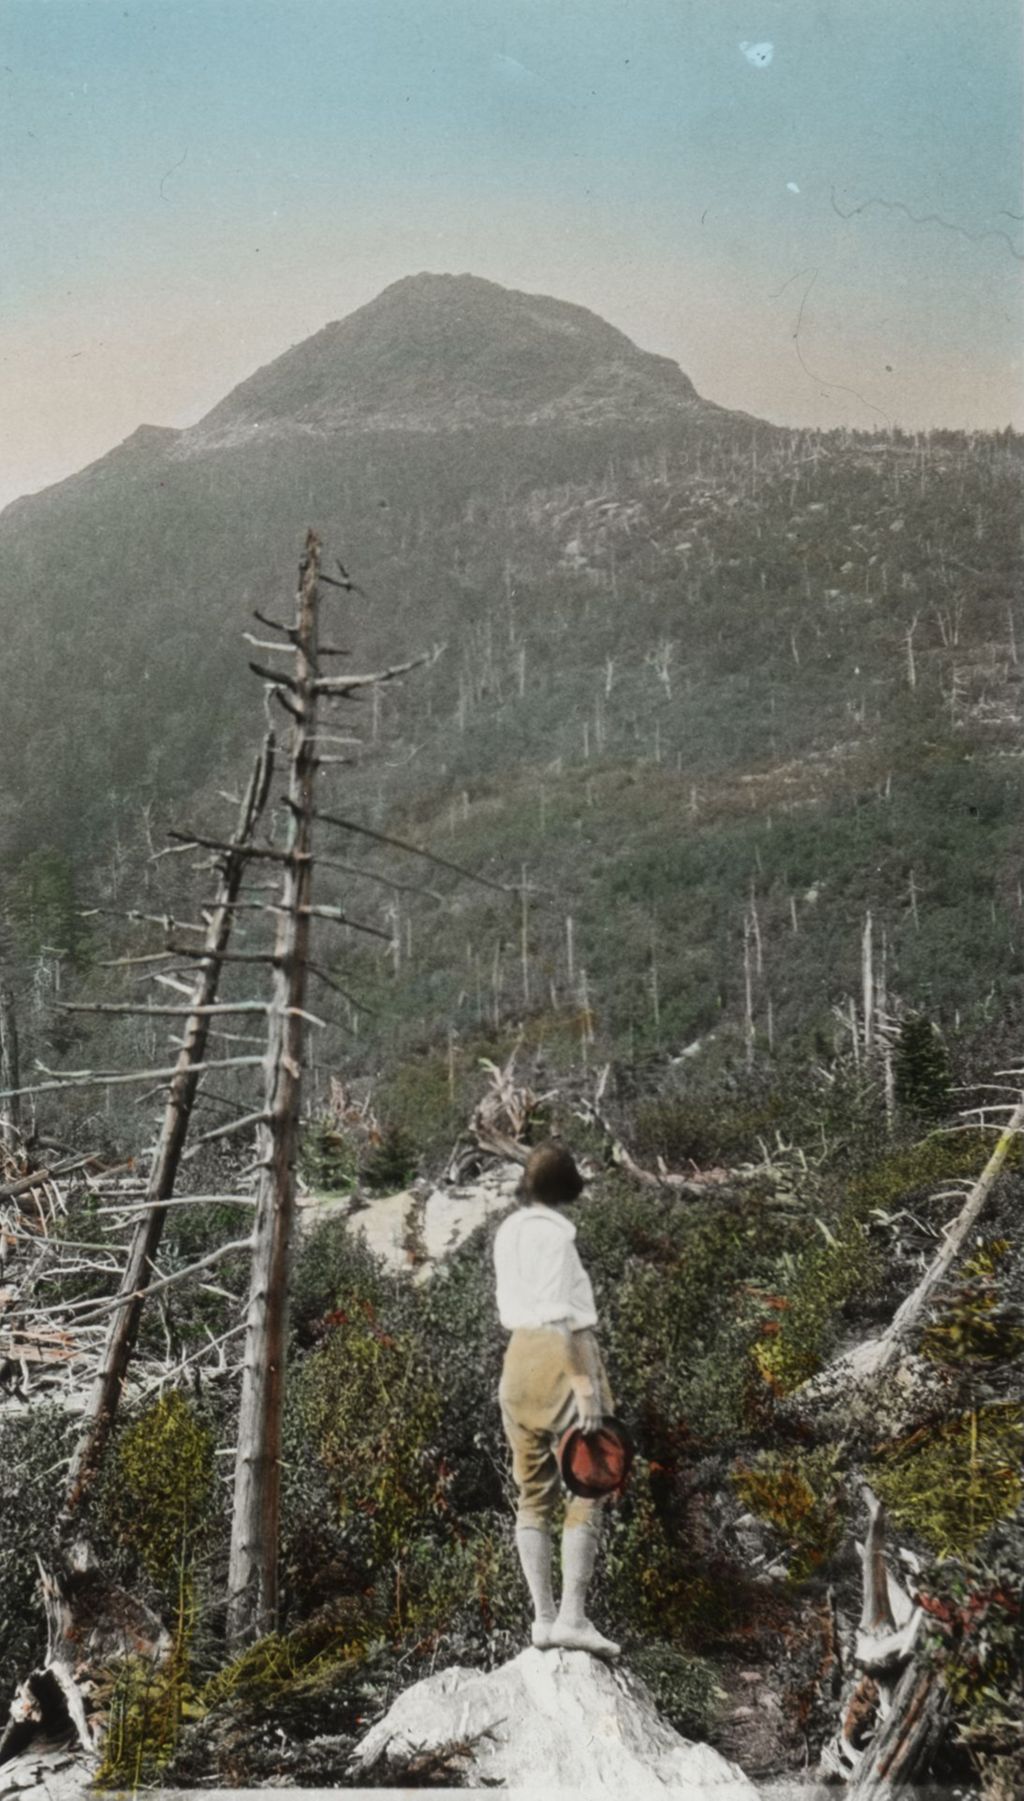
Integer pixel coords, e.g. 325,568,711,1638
524,1222,603,1432
561,1325,602,1432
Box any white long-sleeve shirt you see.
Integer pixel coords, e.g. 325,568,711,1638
492,1202,598,1331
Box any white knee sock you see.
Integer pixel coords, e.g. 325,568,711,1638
515,1524,556,1623
556,1522,599,1628
549,1523,620,1656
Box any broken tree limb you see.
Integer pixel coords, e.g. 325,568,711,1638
57,1000,269,1018
0,1055,265,1099
67,1237,253,1321
855,1490,922,1681
60,734,275,1525
312,648,436,694
0,978,22,1145
820,1489,927,1783
180,1111,272,1158
316,854,446,904
164,828,297,862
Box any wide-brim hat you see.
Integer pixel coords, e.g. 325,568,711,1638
558,1416,635,1499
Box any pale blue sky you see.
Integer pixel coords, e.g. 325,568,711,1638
1,0,1021,505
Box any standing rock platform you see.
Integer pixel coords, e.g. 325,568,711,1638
352,1645,760,1796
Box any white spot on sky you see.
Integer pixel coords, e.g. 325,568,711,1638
492,52,536,83
787,181,801,193
740,41,774,67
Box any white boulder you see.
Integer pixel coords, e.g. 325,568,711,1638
352,1645,759,1798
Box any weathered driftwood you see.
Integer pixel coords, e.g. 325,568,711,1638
226,532,322,1648
60,733,275,1524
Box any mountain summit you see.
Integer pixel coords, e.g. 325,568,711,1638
190,273,707,445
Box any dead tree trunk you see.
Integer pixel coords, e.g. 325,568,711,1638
0,979,21,1146
60,733,275,1525
847,1658,948,1797
226,532,320,1646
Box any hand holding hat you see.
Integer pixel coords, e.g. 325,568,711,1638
569,1375,602,1435
558,1415,635,1501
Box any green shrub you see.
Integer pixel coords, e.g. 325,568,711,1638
91,1392,216,1788
627,1645,723,1740
631,1082,788,1170
871,1405,1023,1560
921,1240,1024,1368
293,1307,445,1626
101,1391,215,1590
603,1463,730,1646
94,1641,197,1791
361,1123,419,1193
894,1013,953,1118
576,1178,781,1445
290,1209,396,1340
732,1446,846,1582
299,1115,359,1192
403,1511,527,1667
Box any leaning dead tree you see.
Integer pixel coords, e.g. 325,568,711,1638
58,732,275,1524
809,1089,1024,1392
801,1083,1024,1792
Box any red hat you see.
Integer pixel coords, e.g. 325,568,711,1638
558,1417,635,1500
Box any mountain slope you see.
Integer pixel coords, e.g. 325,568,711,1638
0,275,1022,1075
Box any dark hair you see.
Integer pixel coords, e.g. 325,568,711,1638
522,1141,585,1206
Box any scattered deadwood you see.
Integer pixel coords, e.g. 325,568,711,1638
465,1040,554,1170
575,1064,734,1197
60,733,275,1525
0,1547,172,1779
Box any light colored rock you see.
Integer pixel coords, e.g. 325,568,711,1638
346,1190,418,1269
298,1164,522,1280
416,1165,521,1276
0,1743,92,1801
352,1646,760,1797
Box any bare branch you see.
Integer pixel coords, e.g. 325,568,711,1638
314,648,437,695
314,808,513,894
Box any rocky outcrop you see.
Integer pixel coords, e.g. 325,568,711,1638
352,1645,760,1796
297,1161,521,1277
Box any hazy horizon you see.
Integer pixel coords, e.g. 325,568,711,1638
2,0,1021,511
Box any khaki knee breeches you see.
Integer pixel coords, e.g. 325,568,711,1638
498,1325,614,1531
